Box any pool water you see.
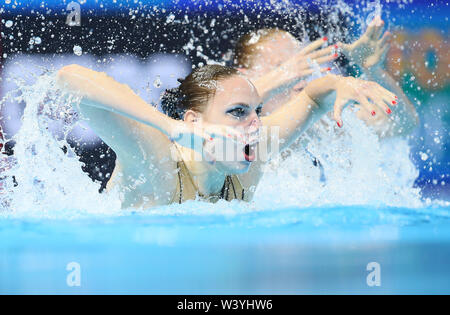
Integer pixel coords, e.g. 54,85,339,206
1,205,450,294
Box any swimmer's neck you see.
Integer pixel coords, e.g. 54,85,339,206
176,145,227,196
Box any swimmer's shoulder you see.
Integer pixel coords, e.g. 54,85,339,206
107,155,179,206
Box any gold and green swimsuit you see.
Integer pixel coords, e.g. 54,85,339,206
171,159,246,204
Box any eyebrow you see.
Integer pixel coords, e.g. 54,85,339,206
228,103,263,110
228,103,251,109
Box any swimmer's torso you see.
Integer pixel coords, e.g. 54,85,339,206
106,143,262,209
170,159,248,204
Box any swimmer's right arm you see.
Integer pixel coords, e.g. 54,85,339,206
57,65,244,159
57,64,181,140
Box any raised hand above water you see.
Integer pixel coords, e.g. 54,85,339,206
339,16,392,71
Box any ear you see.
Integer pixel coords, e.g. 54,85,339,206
184,109,201,124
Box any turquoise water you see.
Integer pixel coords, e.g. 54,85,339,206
2,205,450,294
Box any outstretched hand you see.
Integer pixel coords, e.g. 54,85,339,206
331,76,398,127
303,75,398,128
169,121,249,164
339,16,392,70
280,37,339,80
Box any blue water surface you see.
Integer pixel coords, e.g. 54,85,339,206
1,205,450,294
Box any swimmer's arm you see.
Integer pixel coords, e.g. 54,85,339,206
57,65,187,199
57,64,182,140
339,16,419,137
253,68,292,101
261,75,335,153
262,74,398,154
57,65,222,167
253,41,337,101
362,68,419,137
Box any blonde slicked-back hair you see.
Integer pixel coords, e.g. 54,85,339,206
234,28,290,69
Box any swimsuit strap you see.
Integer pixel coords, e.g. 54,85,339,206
176,161,183,204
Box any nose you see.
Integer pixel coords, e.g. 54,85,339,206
247,116,261,134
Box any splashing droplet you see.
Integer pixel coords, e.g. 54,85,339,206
166,14,175,24
73,45,83,56
153,75,162,88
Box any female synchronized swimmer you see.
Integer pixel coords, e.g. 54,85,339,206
57,60,397,208
235,16,419,137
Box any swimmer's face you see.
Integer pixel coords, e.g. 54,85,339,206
202,75,262,174
248,32,301,77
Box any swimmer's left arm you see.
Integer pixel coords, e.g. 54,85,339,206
262,74,398,153
262,75,337,153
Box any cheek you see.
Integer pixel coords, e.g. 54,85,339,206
204,110,234,126
205,107,243,127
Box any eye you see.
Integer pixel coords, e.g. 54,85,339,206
256,105,263,117
227,107,248,119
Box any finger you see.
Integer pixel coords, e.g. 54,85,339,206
296,52,337,71
299,37,328,55
374,83,397,104
304,45,336,60
378,31,392,47
337,41,351,55
297,66,333,78
311,53,339,65
357,95,381,118
378,89,398,111
369,95,392,118
378,43,391,63
333,98,349,128
363,88,394,115
364,20,377,40
372,17,385,40
202,143,217,164
300,53,339,69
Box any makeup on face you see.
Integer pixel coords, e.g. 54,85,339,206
226,103,263,121
223,102,262,163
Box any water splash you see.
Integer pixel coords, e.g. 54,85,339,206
0,72,434,220
255,111,424,209
0,0,448,220
0,74,122,218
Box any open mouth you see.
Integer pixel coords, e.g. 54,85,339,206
244,143,256,162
